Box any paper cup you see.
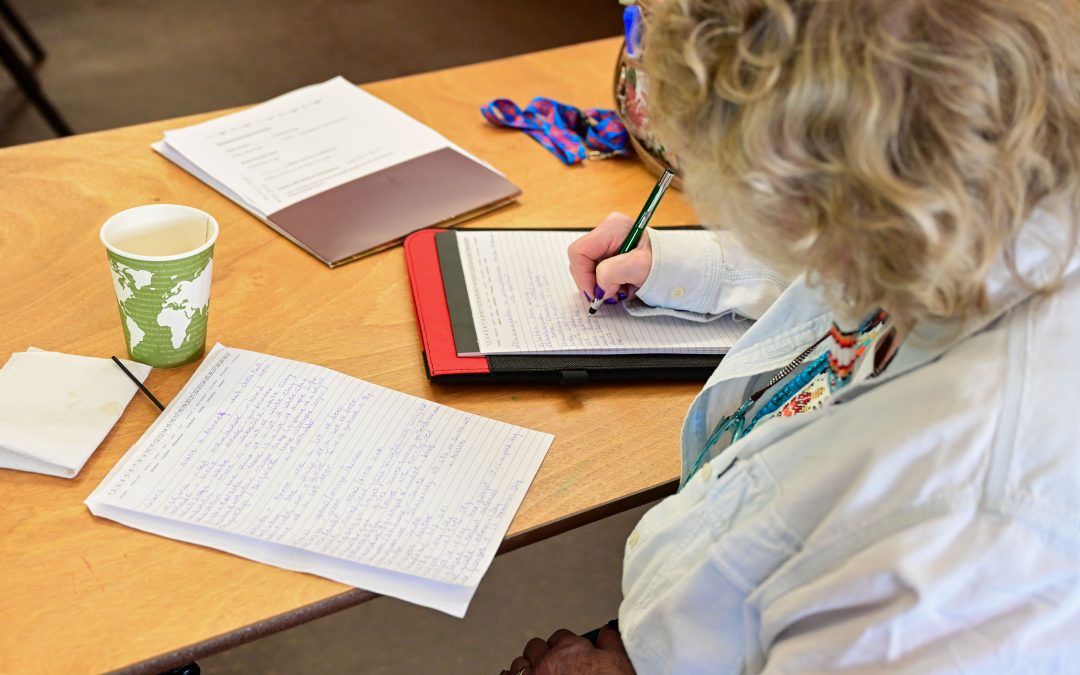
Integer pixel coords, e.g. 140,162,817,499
100,204,219,368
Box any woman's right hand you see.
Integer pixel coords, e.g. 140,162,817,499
567,211,653,304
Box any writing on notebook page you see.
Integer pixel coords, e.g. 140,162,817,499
461,234,627,351
88,345,552,597
458,230,747,355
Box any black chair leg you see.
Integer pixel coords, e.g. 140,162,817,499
159,662,200,675
0,0,45,63
0,30,72,136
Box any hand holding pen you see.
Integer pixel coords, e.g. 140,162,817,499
567,169,675,315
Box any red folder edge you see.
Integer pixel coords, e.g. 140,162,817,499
404,229,492,377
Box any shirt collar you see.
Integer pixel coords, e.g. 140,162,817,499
878,205,1079,383
708,204,1077,388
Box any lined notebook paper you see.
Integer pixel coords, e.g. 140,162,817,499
85,344,553,617
457,230,748,355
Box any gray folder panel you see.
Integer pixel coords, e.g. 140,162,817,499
269,148,521,266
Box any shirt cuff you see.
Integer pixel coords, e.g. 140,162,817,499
635,228,789,321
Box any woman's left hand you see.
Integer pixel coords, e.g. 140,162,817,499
499,626,636,675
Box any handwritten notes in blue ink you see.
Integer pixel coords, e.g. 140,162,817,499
456,230,748,355
85,344,553,617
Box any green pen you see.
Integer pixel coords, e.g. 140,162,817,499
588,168,676,315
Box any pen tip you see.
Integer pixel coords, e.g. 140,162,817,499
588,307,598,315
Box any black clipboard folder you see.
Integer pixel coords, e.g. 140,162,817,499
404,228,724,385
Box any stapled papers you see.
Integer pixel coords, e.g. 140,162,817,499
154,77,521,266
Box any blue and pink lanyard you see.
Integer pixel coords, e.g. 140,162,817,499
481,97,631,165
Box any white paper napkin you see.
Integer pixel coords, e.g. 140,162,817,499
0,349,152,478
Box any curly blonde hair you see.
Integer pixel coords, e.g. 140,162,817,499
645,0,1080,326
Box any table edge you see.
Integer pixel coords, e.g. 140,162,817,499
112,478,677,675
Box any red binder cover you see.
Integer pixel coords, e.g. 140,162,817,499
405,228,492,378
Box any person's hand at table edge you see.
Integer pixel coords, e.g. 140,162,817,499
499,626,636,675
568,211,653,306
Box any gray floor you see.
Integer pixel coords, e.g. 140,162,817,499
0,2,654,672
204,504,652,674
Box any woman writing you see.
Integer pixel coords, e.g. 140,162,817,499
502,0,1080,672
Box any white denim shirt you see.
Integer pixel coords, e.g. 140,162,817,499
619,212,1080,674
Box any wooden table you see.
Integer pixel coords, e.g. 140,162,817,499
0,37,700,674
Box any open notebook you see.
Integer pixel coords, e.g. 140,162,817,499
451,230,748,355
403,228,746,384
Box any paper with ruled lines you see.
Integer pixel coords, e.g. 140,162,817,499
85,344,553,617
457,230,748,355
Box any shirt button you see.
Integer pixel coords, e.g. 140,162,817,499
628,529,640,548
671,287,686,299
699,461,711,481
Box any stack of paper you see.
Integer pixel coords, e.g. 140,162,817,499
85,344,553,617
154,77,521,267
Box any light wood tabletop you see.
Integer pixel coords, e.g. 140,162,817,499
0,37,701,674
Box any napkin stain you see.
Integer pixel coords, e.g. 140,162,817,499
99,401,122,416
65,391,122,417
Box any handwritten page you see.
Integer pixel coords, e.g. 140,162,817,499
457,230,748,355
161,77,450,214
85,344,553,617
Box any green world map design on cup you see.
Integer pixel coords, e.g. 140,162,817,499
101,205,219,368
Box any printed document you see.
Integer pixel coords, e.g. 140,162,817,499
457,230,748,355
85,344,553,617
161,77,450,214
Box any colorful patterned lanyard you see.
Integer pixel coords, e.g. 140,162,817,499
682,310,889,488
481,97,631,165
